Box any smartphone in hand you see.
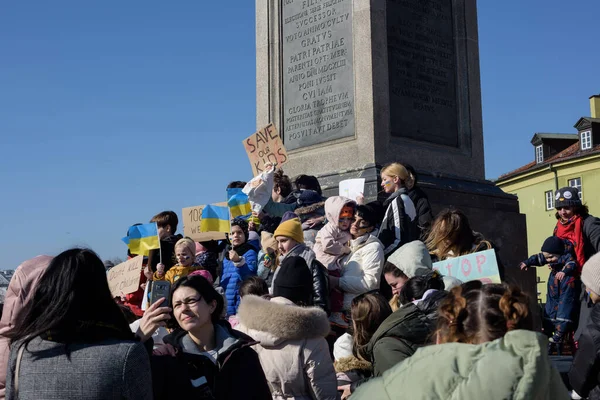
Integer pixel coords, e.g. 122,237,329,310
150,281,171,308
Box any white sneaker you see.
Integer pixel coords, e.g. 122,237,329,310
329,312,348,328
571,390,582,399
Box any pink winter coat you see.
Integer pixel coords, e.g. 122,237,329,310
313,197,355,271
0,255,52,400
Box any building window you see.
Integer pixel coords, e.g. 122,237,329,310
545,190,554,210
535,145,544,163
568,177,583,201
581,130,592,150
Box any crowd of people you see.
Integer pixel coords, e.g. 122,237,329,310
1,162,600,399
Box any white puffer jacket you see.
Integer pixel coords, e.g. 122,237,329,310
339,233,384,311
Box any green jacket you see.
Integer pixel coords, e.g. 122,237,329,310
366,303,433,377
353,330,569,400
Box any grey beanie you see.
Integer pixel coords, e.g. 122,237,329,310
582,252,600,296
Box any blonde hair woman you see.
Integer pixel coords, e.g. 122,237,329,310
375,163,421,300
377,163,419,257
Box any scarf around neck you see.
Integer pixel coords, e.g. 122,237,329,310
554,215,585,272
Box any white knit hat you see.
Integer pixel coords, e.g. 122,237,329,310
582,252,600,296
387,240,432,278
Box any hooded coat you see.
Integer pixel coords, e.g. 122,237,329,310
313,196,355,270
0,255,52,400
352,330,570,400
365,302,435,377
338,233,384,311
151,321,271,400
387,241,462,290
236,296,338,400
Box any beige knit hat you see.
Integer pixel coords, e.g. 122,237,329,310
582,252,600,296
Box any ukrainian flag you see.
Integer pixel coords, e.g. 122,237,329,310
227,188,252,219
121,223,160,256
201,205,231,233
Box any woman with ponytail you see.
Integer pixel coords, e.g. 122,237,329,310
351,281,570,400
377,163,419,258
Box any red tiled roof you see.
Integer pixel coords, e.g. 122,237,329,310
498,142,600,181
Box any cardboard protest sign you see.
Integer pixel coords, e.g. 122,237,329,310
182,202,228,242
243,123,288,176
432,249,501,284
107,256,144,297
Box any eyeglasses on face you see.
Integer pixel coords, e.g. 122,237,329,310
173,296,202,310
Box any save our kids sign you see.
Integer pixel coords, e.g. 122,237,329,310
432,249,501,284
243,123,288,176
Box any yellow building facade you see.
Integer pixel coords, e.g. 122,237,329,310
497,96,600,301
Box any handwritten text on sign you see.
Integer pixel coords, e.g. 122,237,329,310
243,124,288,176
107,255,144,297
182,203,227,242
432,249,501,284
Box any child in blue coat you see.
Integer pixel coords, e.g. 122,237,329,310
520,236,579,348
220,218,258,316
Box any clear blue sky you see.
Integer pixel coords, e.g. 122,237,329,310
1,0,598,269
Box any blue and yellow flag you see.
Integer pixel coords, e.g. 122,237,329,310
227,188,252,219
201,205,231,233
121,223,160,256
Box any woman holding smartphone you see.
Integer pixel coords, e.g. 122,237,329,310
137,274,271,399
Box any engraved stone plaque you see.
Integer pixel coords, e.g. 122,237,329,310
387,0,459,147
282,0,355,150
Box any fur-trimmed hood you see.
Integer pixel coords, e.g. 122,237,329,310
334,356,372,374
237,295,330,346
295,201,326,217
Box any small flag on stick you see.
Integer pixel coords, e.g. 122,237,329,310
121,223,160,256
